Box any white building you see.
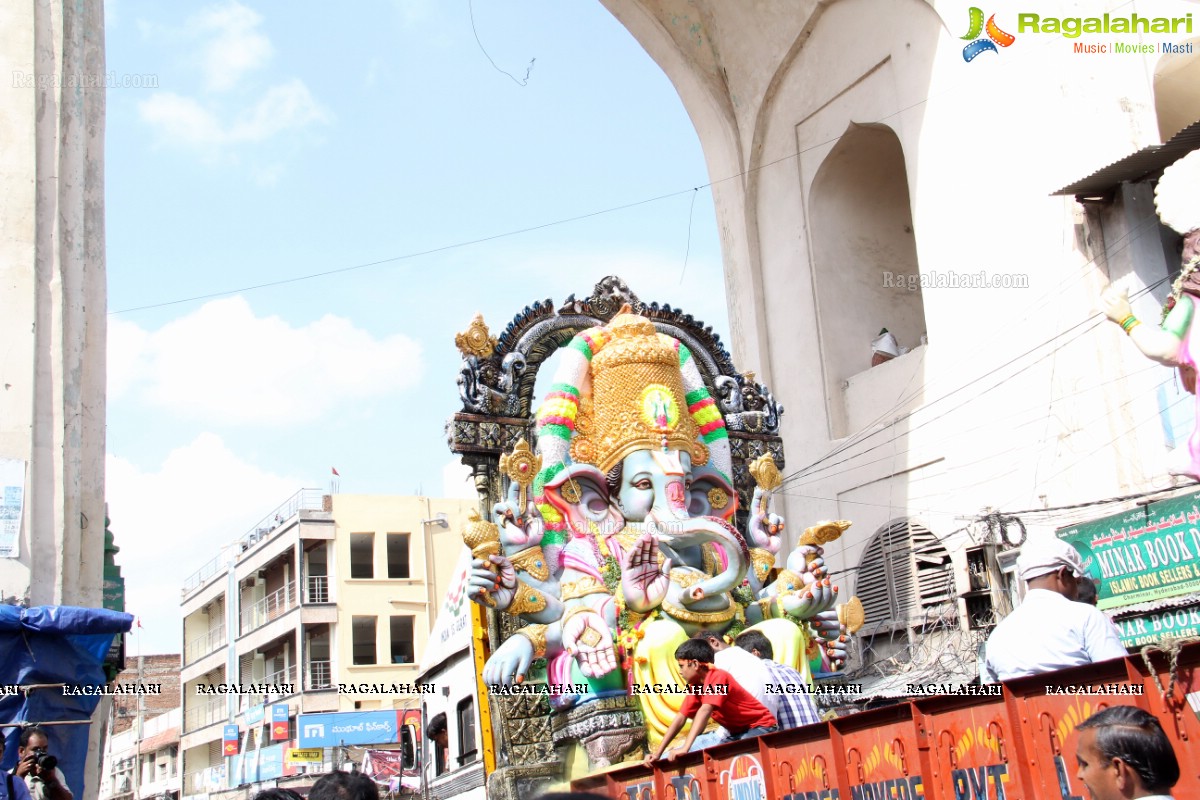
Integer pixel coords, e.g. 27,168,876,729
179,491,474,800
601,0,1200,669
100,707,183,800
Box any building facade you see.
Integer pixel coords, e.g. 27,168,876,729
600,0,1200,671
178,492,473,800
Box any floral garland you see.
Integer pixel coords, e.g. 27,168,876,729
1162,254,1200,323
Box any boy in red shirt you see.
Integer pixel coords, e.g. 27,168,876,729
643,638,777,764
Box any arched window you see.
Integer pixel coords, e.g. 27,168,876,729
855,519,952,629
809,123,927,437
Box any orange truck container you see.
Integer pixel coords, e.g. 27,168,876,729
571,643,1199,800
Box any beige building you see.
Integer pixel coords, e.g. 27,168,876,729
602,1,1200,671
178,492,473,799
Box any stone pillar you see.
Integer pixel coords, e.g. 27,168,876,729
0,4,106,799
0,0,107,608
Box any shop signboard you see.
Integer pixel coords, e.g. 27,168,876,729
1058,490,1200,610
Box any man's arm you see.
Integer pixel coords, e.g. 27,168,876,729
40,769,72,800
1082,607,1129,663
643,713,688,766
671,704,715,757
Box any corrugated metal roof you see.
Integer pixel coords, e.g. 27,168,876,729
1110,591,1200,619
1051,120,1200,198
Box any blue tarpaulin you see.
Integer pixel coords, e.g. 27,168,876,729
0,606,134,799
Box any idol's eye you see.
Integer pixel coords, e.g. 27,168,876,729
632,479,652,490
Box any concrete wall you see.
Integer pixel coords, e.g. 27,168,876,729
601,0,1200,641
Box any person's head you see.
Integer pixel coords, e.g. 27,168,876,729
1076,575,1099,606
254,789,304,800
675,638,715,684
692,629,727,652
18,726,50,759
734,629,774,660
1075,706,1180,800
309,771,379,800
1017,537,1085,600
426,713,448,745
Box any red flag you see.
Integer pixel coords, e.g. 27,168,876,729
331,467,340,476
136,618,143,628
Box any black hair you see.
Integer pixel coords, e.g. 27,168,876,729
1076,576,1098,605
1077,706,1180,792
309,772,379,800
426,712,448,739
734,629,774,660
674,638,714,663
254,790,305,800
18,727,48,749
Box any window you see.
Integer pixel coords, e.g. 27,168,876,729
350,533,374,579
855,519,952,628
456,697,477,766
352,616,377,665
387,533,411,579
390,616,415,664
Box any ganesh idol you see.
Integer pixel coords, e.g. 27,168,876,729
460,306,858,741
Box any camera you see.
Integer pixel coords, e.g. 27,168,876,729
32,747,57,773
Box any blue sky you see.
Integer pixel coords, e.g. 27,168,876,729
102,0,730,651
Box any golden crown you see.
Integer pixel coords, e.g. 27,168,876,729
570,309,706,473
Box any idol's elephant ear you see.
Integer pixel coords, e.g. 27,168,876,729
688,465,738,522
542,464,624,538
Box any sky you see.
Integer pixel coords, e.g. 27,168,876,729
102,0,731,652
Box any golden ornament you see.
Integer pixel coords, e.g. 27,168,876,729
838,596,866,634
800,520,852,548
707,487,730,510
454,313,498,359
461,509,501,563
748,452,783,492
500,438,541,512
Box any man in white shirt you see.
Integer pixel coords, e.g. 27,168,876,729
1074,706,1180,800
981,537,1127,683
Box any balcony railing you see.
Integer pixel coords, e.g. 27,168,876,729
238,489,324,553
305,575,329,603
184,624,227,665
183,695,226,733
306,660,332,690
240,582,297,635
264,664,297,701
182,554,227,597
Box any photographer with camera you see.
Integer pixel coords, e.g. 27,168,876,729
10,728,71,800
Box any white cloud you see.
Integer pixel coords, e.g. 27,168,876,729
139,81,330,153
106,435,300,652
136,2,329,163
189,1,274,93
138,92,226,148
109,296,424,426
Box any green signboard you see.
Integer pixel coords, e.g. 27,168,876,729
1115,603,1200,648
1057,490,1200,611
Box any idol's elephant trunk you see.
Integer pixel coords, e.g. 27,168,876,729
648,511,748,602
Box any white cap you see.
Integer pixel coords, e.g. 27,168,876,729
872,329,899,357
1016,537,1085,581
